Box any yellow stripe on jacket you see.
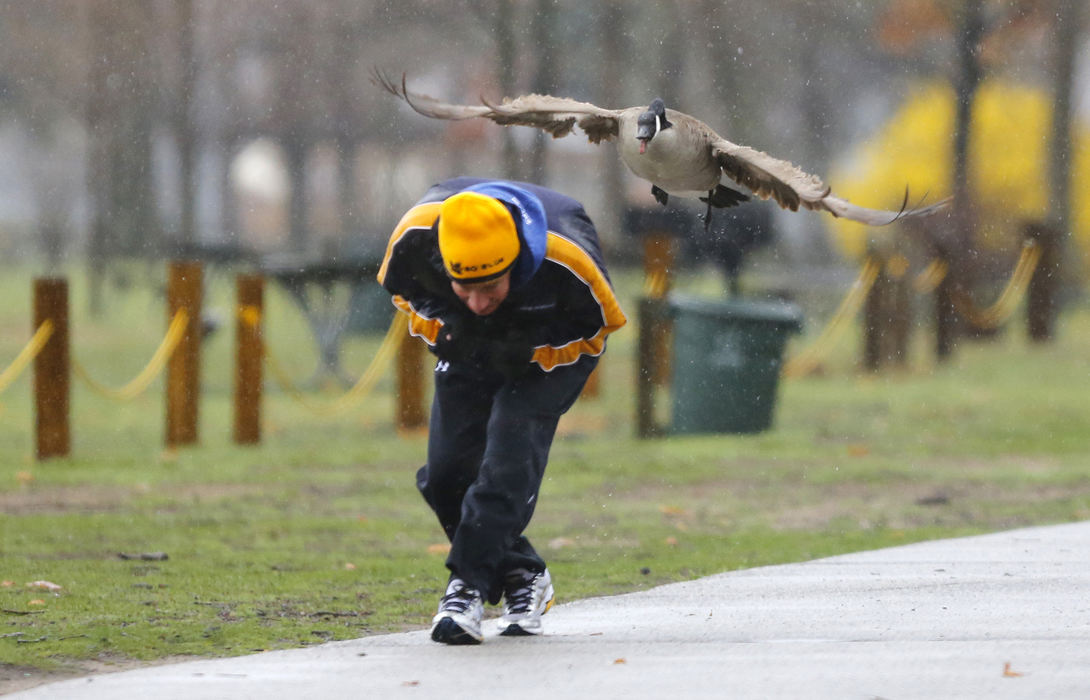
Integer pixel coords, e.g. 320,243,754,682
377,202,445,344
376,202,441,286
391,296,444,345
531,232,627,372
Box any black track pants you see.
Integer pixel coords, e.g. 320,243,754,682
416,354,596,604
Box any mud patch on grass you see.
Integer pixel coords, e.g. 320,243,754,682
0,483,264,515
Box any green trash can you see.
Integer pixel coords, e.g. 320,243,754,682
670,294,803,434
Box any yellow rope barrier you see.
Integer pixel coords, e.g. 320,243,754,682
0,321,54,395
782,257,881,379
951,241,1041,330
913,258,948,294
72,309,189,401
259,311,407,417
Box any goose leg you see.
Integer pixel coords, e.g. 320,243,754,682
702,190,714,232
651,185,669,207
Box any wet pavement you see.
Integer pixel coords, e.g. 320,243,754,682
11,520,1090,699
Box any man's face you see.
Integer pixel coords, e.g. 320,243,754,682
450,272,511,316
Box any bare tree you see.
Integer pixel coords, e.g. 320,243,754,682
85,0,161,314
1048,0,1079,237
527,0,560,184
0,1,89,267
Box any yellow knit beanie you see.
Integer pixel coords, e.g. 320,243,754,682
437,192,520,281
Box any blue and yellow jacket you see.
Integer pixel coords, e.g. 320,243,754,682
377,177,626,372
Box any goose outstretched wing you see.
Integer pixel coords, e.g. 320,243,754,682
371,69,492,121
372,69,623,143
710,136,950,225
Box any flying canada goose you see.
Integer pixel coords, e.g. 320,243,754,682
372,70,950,230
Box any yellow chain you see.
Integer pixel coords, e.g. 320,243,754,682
252,310,407,417
72,310,189,401
952,241,1042,329
0,321,55,395
913,258,948,294
782,257,881,379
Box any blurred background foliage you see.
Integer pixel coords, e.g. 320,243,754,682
830,79,1090,261
0,0,1085,297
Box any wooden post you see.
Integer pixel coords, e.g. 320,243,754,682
580,362,600,398
643,233,674,386
888,255,913,368
636,297,667,439
166,261,202,448
34,278,70,460
1026,222,1060,342
396,333,427,431
234,274,263,445
932,239,959,362
863,253,912,372
862,251,888,372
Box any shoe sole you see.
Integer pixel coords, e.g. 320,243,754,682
498,594,555,637
431,616,482,645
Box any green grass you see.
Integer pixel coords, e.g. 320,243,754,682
2,260,1089,687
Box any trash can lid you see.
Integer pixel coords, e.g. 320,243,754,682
668,293,804,331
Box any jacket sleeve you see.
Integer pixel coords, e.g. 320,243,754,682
376,202,452,346
529,232,627,372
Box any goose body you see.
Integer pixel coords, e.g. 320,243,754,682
617,108,721,196
373,70,949,228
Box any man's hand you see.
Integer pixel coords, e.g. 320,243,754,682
490,330,535,380
433,319,473,362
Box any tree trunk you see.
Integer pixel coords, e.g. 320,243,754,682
527,0,559,184
285,139,309,252
597,0,627,252
177,0,197,250
85,0,160,315
493,0,520,180
939,0,986,359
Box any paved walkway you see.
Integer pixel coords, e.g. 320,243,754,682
11,521,1090,699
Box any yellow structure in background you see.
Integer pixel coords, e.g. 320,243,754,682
828,80,1089,272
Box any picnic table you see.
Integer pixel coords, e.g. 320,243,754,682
260,255,392,387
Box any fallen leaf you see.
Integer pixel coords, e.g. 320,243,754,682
1,581,14,588
402,680,420,687
548,537,575,550
426,543,451,555
15,471,34,485
847,444,870,457
1002,662,1023,678
658,505,689,516
613,658,626,665
664,536,678,546
28,599,46,606
344,563,356,571
26,581,62,592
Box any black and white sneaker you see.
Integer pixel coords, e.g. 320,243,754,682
430,577,484,645
499,567,554,636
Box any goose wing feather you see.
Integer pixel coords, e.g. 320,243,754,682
711,136,950,225
481,94,623,143
371,69,492,121
373,69,621,142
